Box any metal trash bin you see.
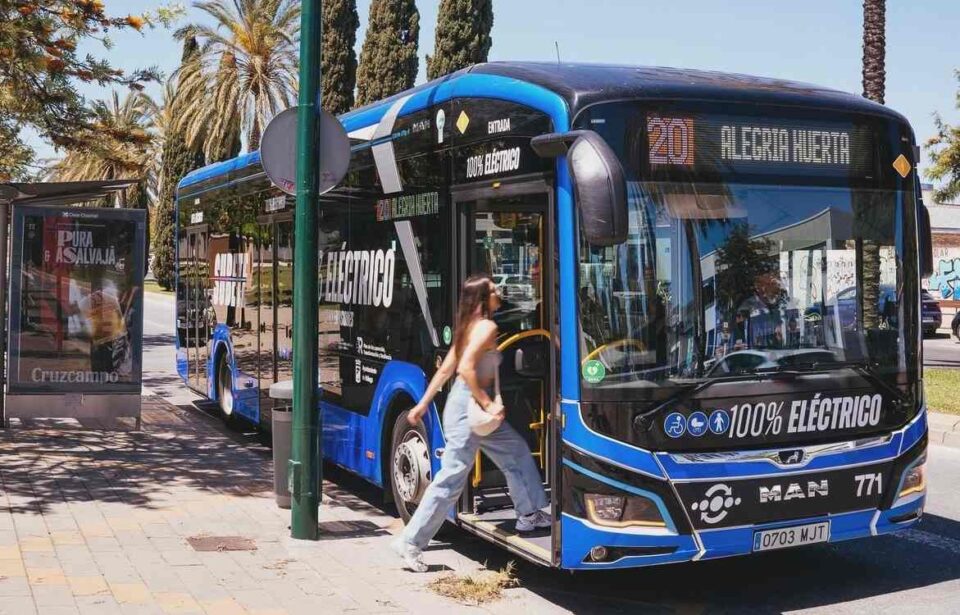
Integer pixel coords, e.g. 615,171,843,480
269,381,294,509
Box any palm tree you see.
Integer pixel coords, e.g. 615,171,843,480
859,0,885,329
175,0,300,157
49,90,158,208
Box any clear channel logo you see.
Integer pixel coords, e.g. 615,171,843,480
691,483,742,525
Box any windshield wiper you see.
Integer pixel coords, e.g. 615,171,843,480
761,359,909,408
633,359,910,434
632,369,807,432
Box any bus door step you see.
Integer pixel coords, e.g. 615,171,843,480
472,485,552,514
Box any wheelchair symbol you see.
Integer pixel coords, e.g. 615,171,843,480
664,413,687,439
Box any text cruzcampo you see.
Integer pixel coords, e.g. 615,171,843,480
720,125,851,166
321,243,396,308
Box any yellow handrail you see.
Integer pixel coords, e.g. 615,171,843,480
582,338,646,364
473,328,551,488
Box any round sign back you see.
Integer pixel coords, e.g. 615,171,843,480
260,107,351,196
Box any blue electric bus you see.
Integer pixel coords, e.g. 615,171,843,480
175,63,932,569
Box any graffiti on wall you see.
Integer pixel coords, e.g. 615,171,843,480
927,248,960,299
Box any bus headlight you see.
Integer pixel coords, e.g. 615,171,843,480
898,456,926,499
584,493,666,528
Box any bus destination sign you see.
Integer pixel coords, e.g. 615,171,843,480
646,113,869,178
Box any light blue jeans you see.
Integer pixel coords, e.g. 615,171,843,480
401,378,548,551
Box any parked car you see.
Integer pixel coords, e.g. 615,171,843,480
951,311,960,341
921,289,943,337
501,274,534,300
804,284,898,331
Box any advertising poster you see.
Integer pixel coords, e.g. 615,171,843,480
7,206,145,394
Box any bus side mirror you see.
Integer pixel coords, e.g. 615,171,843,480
532,130,629,246
918,203,933,277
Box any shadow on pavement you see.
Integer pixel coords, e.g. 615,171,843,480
0,397,274,516
396,511,960,613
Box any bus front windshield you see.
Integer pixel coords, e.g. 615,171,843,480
576,105,919,398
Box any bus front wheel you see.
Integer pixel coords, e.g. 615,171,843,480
217,357,237,426
390,411,431,523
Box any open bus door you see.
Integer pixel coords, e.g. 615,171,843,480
452,178,558,566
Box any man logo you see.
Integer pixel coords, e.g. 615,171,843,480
690,483,742,525
778,449,805,465
759,480,829,503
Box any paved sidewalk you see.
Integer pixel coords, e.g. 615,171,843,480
0,397,566,615
929,411,960,449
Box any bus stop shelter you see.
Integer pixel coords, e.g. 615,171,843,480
0,180,139,423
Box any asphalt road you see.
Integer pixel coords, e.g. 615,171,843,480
142,292,960,614
924,332,960,369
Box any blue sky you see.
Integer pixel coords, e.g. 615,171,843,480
27,0,960,180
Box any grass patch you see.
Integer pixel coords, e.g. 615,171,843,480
144,280,173,295
428,561,518,605
925,368,960,415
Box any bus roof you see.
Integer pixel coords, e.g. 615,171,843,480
178,62,908,193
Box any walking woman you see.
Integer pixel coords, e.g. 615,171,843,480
391,273,550,572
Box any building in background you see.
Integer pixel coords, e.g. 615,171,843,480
921,183,960,330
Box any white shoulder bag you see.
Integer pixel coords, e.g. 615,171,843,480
466,368,504,437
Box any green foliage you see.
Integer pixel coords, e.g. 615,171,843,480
426,0,493,80
322,0,359,115
715,224,782,314
925,368,960,415
0,0,182,172
175,0,300,157
153,37,205,291
48,90,158,208
925,70,960,203
356,0,420,107
0,119,34,181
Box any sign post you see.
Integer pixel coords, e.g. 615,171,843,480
290,0,323,540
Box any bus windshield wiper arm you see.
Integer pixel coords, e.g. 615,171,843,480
633,369,802,432
786,359,908,406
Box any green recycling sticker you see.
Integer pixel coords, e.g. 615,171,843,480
442,325,453,345
582,360,606,383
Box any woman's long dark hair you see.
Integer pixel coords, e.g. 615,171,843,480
452,273,495,359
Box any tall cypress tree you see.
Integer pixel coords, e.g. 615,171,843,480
355,0,420,106
322,0,360,114
152,36,206,290
426,0,493,80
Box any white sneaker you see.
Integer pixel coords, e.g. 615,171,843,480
516,509,551,533
390,537,428,573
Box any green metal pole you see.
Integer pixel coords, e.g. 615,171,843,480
290,0,322,540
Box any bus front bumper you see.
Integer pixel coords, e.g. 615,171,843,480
559,408,928,570
561,497,924,569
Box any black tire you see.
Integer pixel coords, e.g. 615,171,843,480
216,356,238,426
954,323,960,341
390,410,432,523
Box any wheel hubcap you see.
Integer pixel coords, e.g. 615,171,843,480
393,430,430,506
